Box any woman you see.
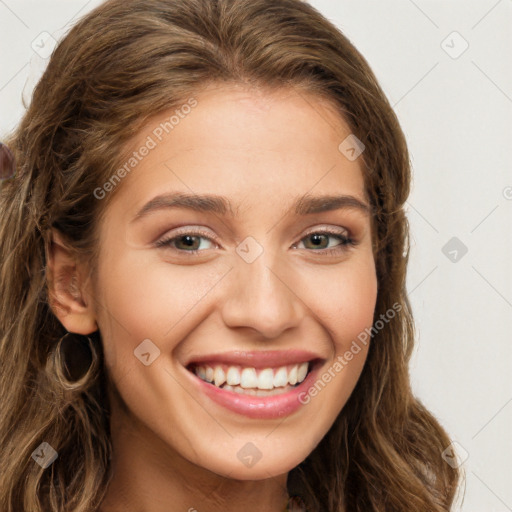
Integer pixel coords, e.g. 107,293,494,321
0,0,461,510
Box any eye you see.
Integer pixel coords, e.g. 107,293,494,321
155,226,357,256
293,228,357,256
155,227,217,255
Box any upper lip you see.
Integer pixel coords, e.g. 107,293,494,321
185,350,324,369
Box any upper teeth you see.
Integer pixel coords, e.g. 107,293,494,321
194,362,309,390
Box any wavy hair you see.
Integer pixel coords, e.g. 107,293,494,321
0,0,461,510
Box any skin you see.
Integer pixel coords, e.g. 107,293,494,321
47,83,378,512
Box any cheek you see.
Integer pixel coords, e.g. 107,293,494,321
292,257,377,443
94,251,228,375
336,265,378,347
298,256,378,349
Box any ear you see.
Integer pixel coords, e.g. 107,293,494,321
46,229,98,335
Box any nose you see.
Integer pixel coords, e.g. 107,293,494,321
219,250,304,339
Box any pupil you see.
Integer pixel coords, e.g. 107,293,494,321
182,235,197,248
311,234,324,247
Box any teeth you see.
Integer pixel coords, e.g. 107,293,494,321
273,367,288,387
257,368,274,390
297,362,308,383
214,367,226,387
288,365,298,385
193,362,311,391
226,366,241,385
196,366,206,380
229,384,296,396
240,367,258,388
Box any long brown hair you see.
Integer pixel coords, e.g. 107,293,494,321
0,0,461,510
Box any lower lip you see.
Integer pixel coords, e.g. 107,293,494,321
185,364,319,419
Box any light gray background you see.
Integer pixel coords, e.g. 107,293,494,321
1,1,511,510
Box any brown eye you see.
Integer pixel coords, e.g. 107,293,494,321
155,229,217,254
295,229,356,255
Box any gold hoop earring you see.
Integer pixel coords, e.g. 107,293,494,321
49,331,100,391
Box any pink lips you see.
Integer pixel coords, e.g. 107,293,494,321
185,349,321,369
183,350,323,419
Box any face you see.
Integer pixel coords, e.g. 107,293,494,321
90,83,377,480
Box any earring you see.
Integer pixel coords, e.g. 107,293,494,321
48,331,100,391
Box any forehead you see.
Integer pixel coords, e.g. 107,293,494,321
107,83,368,221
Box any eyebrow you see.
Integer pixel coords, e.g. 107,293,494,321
130,191,371,223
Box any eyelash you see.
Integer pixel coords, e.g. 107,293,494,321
155,226,357,257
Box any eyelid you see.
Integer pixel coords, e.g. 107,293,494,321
160,225,218,241
301,225,349,237
154,226,220,250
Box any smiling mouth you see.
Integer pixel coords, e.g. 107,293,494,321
186,360,317,397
